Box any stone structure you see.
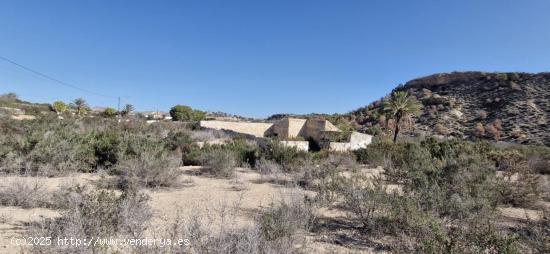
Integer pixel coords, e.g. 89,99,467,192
349,131,373,150
199,117,373,151
269,118,307,138
199,120,273,138
329,142,351,152
328,132,372,151
279,140,310,152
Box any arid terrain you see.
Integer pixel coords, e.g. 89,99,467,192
0,86,549,254
0,165,548,253
0,165,382,253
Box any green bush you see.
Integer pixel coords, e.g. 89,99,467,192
88,131,120,169
169,105,206,122
165,131,204,165
0,118,95,175
51,101,67,114
103,107,117,117
224,139,259,167
327,138,524,252
260,141,306,171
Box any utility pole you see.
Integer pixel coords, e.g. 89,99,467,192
117,97,121,117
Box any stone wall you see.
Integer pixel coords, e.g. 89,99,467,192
270,118,307,138
288,118,308,138
200,119,374,152
328,132,373,151
349,131,373,150
329,142,351,152
270,119,289,137
195,139,228,148
302,119,341,141
200,120,273,138
280,140,309,152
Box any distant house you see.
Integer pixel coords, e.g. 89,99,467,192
91,107,108,113
142,111,167,120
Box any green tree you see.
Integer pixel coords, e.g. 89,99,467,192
169,105,205,121
121,104,134,116
103,107,117,118
51,101,67,114
383,91,422,143
71,98,90,117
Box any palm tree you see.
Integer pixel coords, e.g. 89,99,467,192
71,98,89,116
51,101,67,114
121,104,134,116
382,91,422,143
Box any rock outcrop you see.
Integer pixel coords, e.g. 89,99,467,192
350,72,550,146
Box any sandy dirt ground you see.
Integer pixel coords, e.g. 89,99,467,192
0,167,546,254
0,167,371,253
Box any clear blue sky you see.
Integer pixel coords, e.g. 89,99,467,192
1,0,549,118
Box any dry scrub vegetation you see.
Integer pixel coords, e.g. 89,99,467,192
0,114,549,253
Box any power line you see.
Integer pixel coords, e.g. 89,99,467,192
0,55,117,99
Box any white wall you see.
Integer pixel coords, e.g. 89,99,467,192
280,141,309,152
349,131,373,150
200,120,273,138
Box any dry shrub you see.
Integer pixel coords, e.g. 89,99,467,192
200,149,237,178
0,179,51,208
294,153,357,190
255,158,283,183
29,186,152,253
498,157,542,208
427,105,438,118
528,152,550,175
332,138,521,252
230,177,251,191
493,119,503,130
510,127,524,139
114,152,181,189
257,191,316,243
476,110,488,119
163,191,314,254
325,152,358,170
190,129,217,141
434,123,450,135
485,123,501,140
334,175,388,229
519,207,549,254
474,122,485,137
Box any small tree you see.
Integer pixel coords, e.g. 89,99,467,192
70,98,89,117
51,101,67,114
103,107,117,118
121,104,134,116
169,105,205,121
383,91,422,143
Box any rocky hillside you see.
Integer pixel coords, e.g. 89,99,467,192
350,72,550,146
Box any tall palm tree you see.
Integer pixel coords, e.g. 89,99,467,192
71,98,89,116
121,104,134,116
383,91,422,143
